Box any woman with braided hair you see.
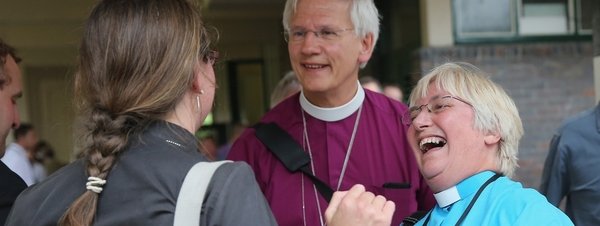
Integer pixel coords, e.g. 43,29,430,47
4,0,276,225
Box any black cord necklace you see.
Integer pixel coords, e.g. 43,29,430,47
422,173,502,226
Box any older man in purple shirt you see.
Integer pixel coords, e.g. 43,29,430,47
227,0,434,225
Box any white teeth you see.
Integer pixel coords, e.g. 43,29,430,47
419,137,447,152
304,64,324,69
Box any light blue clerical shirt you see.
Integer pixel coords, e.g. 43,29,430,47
414,171,573,226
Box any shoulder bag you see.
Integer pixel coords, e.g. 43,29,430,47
173,160,232,226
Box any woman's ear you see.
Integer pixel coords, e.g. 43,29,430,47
190,67,203,94
484,132,502,145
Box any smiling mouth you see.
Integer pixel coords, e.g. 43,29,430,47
419,137,447,154
303,64,327,69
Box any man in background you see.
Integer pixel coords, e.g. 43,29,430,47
383,83,403,103
2,123,38,186
359,75,382,93
270,71,301,108
540,102,600,225
0,38,27,225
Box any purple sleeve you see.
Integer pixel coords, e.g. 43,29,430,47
226,128,268,192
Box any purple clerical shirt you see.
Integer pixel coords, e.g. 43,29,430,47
228,90,435,226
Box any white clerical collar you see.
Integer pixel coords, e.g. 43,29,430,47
299,81,365,122
433,186,461,208
433,171,498,208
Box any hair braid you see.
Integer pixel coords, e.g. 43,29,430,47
60,109,143,226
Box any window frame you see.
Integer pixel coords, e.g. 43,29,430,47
452,0,592,44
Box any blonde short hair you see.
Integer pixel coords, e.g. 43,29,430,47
408,62,523,177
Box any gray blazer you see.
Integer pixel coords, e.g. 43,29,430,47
5,121,276,226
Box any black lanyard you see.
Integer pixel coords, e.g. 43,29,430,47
422,173,502,226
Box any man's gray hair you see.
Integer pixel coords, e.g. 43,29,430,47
282,0,380,68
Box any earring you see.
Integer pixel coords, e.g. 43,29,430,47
196,95,201,113
200,89,205,95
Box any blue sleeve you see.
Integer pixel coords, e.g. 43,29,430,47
512,199,573,226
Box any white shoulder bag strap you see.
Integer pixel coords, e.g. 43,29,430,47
173,160,232,226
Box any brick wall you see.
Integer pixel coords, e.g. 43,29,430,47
415,41,595,189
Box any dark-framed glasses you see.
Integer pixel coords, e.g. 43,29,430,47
402,95,472,125
284,28,354,43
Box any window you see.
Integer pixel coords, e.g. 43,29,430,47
519,0,571,35
454,0,516,38
578,0,593,34
453,0,592,43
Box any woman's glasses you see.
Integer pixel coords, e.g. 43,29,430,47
402,95,472,125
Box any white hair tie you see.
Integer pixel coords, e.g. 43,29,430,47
86,176,107,194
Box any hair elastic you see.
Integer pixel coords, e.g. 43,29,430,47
86,176,107,194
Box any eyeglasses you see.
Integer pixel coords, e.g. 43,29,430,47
284,28,354,43
202,50,219,65
402,95,473,125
